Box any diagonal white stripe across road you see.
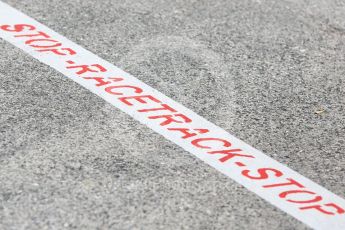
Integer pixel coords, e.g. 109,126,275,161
0,1,344,229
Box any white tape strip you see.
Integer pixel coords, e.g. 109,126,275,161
0,2,344,229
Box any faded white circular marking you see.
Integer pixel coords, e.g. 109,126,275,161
117,36,236,127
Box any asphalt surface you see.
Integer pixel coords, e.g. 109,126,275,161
1,0,345,229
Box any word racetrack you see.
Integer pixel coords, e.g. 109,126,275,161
0,1,344,229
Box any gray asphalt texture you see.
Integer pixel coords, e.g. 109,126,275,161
1,0,345,229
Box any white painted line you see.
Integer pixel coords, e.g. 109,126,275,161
0,1,344,229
